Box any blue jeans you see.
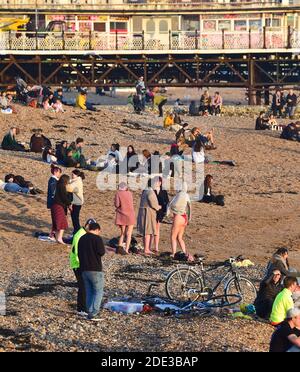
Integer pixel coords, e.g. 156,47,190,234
4,183,29,194
286,106,296,118
82,271,104,318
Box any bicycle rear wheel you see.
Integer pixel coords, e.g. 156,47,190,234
225,276,257,305
165,268,204,302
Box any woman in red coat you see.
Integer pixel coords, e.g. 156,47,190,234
114,182,136,254
51,174,73,244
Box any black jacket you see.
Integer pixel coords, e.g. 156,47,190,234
265,255,300,279
155,188,169,222
53,182,72,211
78,233,105,272
254,276,283,319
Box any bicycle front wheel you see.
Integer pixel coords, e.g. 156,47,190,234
225,276,257,305
165,268,204,302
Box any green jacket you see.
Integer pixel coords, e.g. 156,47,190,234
270,288,294,324
1,133,18,149
69,227,86,270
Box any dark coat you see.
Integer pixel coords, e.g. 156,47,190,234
155,188,169,222
47,177,58,209
254,276,283,319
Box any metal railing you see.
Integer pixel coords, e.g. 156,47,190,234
0,28,299,51
0,0,297,10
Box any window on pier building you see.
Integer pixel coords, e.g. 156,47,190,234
146,19,155,33
234,20,247,31
182,15,200,32
218,20,231,31
159,20,169,33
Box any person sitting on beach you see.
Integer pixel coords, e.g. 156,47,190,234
42,97,53,111
268,114,278,128
1,127,26,152
163,112,175,129
76,90,96,111
0,92,15,113
192,139,206,164
199,90,212,116
269,308,300,353
188,127,216,149
200,175,225,206
162,144,184,178
255,111,270,130
107,143,123,165
125,145,140,173
55,141,68,165
211,92,223,116
270,277,299,326
175,123,190,153
254,270,283,320
65,148,80,168
265,247,300,282
42,146,58,164
189,101,199,116
52,97,64,113
76,90,88,110
30,129,51,153
173,98,185,115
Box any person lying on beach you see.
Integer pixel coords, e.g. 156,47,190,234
1,127,26,152
280,122,300,142
2,174,42,195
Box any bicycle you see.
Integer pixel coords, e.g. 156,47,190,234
165,255,257,305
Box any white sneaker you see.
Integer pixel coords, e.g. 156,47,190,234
77,311,88,317
89,317,102,322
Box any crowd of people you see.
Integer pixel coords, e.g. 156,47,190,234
0,80,299,350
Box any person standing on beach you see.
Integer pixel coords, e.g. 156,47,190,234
47,165,62,240
51,175,73,245
153,176,169,254
154,93,168,117
70,218,97,316
114,182,136,254
68,169,85,235
78,223,105,321
137,178,162,256
285,89,297,119
168,182,191,258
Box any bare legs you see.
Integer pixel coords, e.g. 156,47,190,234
118,225,134,253
154,222,160,253
171,214,187,257
144,234,152,255
56,230,66,245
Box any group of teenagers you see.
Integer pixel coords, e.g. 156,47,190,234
271,89,298,119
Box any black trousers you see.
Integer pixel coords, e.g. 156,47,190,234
73,268,86,312
71,205,82,234
158,99,167,117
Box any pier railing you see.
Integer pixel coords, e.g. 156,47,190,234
0,29,299,52
0,0,295,11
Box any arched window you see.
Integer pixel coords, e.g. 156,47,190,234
159,20,168,33
146,19,155,33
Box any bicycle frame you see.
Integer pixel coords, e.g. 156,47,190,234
177,262,240,299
